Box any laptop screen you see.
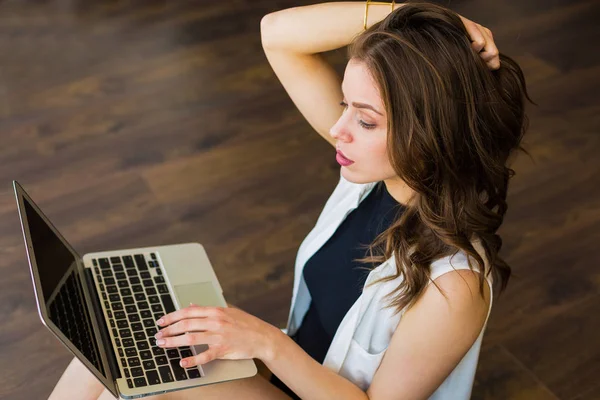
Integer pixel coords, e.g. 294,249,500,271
22,196,106,377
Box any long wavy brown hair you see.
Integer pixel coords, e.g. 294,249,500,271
349,1,536,314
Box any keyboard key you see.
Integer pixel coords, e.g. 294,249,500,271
170,359,188,381
123,256,135,268
118,280,129,288
153,348,166,358
125,348,137,357
120,358,127,368
187,369,201,379
148,261,156,268
132,285,143,293
143,360,156,370
115,272,126,280
140,350,153,360
109,294,120,302
141,310,152,319
143,319,155,328
131,366,143,377
115,338,120,347
127,269,138,277
107,285,118,294
153,313,162,322
157,284,169,294
157,268,163,276
143,279,153,288
158,365,174,383
180,349,193,358
138,302,149,310
120,287,132,296
129,358,142,368
130,277,141,285
110,256,121,264
154,276,165,284
134,255,149,271
135,293,146,301
128,314,140,322
99,258,110,269
102,270,113,278
148,296,160,304
146,287,157,295
113,303,123,311
151,253,157,260
117,320,129,329
134,332,146,341
114,311,126,319
151,304,163,313
134,377,147,387
104,277,115,286
146,369,160,385
127,378,133,388
131,323,143,332
119,329,132,338
112,328,119,337
123,338,135,347
137,341,150,350
124,368,130,378
147,327,158,337
102,292,107,300
156,355,168,365
93,259,98,266
167,349,179,358
160,294,176,313
140,271,151,280
113,265,124,272
126,305,137,314
123,296,135,305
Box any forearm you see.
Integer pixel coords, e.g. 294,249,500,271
263,329,368,400
261,1,402,54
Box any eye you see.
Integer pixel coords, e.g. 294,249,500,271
339,101,377,130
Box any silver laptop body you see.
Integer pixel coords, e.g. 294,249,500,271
13,181,257,399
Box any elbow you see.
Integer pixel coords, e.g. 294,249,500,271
260,12,281,51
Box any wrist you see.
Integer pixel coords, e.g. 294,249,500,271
259,324,287,363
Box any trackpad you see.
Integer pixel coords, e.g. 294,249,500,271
173,282,223,359
173,281,223,309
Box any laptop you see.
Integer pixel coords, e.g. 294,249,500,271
13,181,257,399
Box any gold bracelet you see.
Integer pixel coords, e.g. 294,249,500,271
364,0,397,31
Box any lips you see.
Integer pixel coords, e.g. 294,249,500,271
336,149,354,162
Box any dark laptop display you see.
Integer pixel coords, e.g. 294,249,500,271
22,197,105,375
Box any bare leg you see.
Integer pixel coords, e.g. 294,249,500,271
48,357,106,400
50,357,286,400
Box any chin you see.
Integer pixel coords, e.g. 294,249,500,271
340,167,381,184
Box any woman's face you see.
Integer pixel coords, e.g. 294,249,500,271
329,58,397,184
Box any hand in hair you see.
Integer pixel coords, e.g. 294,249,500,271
457,15,500,70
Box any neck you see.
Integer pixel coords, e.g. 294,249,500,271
382,177,414,206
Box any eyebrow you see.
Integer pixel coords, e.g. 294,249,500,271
341,84,384,116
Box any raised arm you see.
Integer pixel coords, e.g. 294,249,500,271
260,2,397,147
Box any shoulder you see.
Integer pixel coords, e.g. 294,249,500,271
367,268,491,398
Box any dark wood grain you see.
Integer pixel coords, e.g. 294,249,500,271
0,1,597,399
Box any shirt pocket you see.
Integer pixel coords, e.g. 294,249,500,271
339,338,387,391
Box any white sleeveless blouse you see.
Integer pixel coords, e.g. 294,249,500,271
282,171,494,399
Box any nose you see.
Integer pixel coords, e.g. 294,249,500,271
329,114,353,143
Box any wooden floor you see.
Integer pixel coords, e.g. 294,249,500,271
0,0,598,399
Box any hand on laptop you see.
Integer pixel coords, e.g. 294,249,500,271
153,303,281,368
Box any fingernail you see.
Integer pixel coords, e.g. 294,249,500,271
154,331,163,339
180,359,188,367
156,339,165,346
156,318,164,325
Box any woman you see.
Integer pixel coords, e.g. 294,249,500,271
49,1,531,399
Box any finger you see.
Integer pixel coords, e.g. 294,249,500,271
477,26,500,69
181,347,219,368
157,318,221,338
462,18,485,53
155,331,217,348
156,305,224,327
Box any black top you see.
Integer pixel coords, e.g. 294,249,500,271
269,181,404,398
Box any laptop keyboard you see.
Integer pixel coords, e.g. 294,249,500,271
92,252,202,389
